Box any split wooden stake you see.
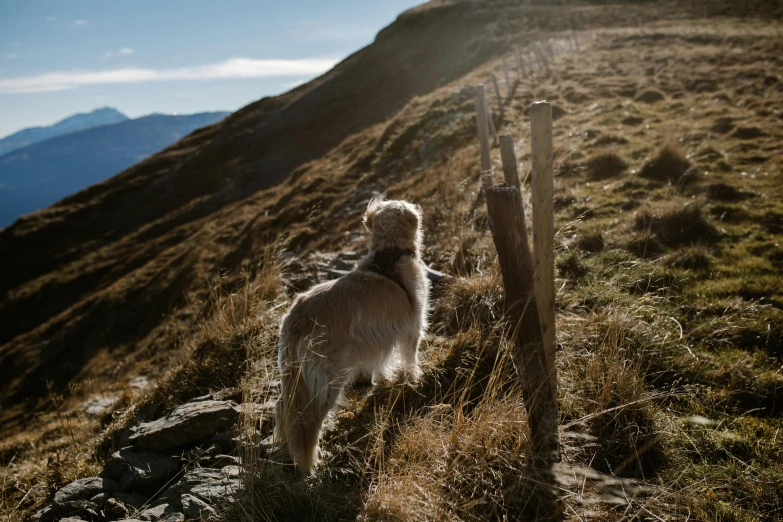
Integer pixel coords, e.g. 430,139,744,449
499,134,520,191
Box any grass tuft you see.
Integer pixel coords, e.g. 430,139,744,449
639,144,692,183
585,152,628,180
634,202,718,248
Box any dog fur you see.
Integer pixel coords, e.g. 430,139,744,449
274,196,430,474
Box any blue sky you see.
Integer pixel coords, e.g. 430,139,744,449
0,0,421,138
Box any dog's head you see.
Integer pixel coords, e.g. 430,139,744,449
363,195,422,253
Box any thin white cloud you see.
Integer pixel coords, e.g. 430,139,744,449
45,16,57,22
4,53,18,60
73,19,87,26
0,57,339,94
103,47,135,59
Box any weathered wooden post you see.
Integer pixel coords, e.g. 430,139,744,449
474,86,494,190
499,135,520,191
502,56,512,97
487,106,498,143
515,46,526,79
490,74,505,121
485,166,558,462
530,101,557,399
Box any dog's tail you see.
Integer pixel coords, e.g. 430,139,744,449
276,334,320,474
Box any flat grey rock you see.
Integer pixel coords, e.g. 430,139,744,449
139,503,183,522
54,477,119,505
129,400,239,450
103,447,181,490
164,465,240,504
114,491,151,510
180,494,216,519
104,497,130,519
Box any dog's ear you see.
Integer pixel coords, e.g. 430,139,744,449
403,206,420,229
364,195,383,231
363,211,374,231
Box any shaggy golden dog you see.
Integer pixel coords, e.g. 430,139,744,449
274,197,429,474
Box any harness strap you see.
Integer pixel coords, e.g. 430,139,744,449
366,248,415,304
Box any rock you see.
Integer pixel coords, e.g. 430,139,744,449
129,400,240,450
54,477,119,505
105,497,130,519
208,430,238,453
139,503,183,522
89,492,113,507
30,505,62,521
82,393,120,416
103,447,182,490
180,494,217,519
425,266,454,286
59,518,86,522
114,491,150,510
191,387,242,403
129,376,151,393
203,454,240,468
164,466,240,504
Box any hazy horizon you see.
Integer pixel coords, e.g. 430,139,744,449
0,0,421,138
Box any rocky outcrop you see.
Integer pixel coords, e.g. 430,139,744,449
33,396,256,522
102,449,181,490
128,400,240,450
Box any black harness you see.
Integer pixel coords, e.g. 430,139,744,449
367,248,415,303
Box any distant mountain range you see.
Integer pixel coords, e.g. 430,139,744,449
0,110,229,227
0,107,130,157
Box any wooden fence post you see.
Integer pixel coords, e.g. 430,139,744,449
490,74,505,121
502,56,512,98
499,135,520,191
530,101,557,399
515,46,526,79
474,86,494,190
485,183,559,461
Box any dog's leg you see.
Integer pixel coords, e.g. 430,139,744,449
399,333,422,380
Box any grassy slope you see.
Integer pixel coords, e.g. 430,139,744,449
3,4,783,522
237,18,783,522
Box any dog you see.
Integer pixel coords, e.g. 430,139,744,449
274,196,430,474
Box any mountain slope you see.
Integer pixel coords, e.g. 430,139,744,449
0,107,129,157
0,1,508,428
0,0,775,454
0,111,229,228
2,1,782,520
